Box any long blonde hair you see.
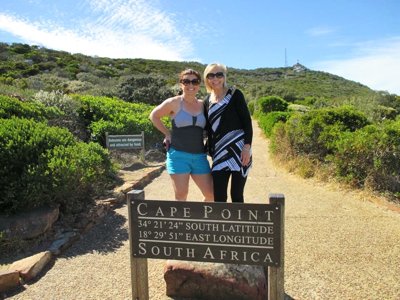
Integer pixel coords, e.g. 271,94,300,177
203,63,228,93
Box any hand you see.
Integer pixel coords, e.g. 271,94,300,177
163,136,171,151
241,145,251,166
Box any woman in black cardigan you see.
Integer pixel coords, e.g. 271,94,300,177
203,63,253,203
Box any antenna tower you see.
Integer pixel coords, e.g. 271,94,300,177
284,48,288,67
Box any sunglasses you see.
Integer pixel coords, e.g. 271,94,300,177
180,78,201,86
206,72,224,79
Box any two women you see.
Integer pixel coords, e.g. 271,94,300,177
150,64,252,203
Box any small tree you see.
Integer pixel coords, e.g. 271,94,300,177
256,95,289,115
116,75,175,105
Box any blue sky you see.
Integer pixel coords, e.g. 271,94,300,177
1,0,399,94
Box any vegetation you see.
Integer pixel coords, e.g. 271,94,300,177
0,114,115,215
2,42,394,104
254,94,400,199
1,41,400,218
74,94,162,147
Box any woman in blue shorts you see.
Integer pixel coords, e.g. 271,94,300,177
149,69,213,201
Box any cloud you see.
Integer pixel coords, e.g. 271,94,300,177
306,26,336,37
313,37,400,95
0,0,195,61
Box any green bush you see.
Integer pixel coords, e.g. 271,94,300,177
0,94,61,121
285,106,370,160
33,90,88,140
288,103,309,113
247,100,256,115
332,121,400,192
116,75,175,105
33,90,80,117
256,95,289,115
0,82,36,99
42,142,115,213
0,117,115,214
258,111,292,137
75,95,161,147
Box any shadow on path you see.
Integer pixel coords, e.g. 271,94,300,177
61,209,129,258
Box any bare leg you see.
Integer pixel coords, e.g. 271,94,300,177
170,174,190,201
191,173,214,202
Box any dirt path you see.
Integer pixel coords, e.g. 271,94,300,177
7,121,400,300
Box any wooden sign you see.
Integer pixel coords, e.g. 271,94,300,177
127,190,285,300
129,199,282,266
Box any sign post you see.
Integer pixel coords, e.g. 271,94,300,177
127,190,148,300
127,190,285,299
266,194,285,300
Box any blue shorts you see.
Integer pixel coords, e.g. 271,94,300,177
166,147,211,175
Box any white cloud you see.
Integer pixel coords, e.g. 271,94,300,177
0,0,195,61
313,37,400,95
306,26,336,37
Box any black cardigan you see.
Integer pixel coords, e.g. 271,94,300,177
204,88,253,155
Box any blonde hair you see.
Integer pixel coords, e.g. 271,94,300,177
203,63,228,93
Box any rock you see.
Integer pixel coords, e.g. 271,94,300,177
8,251,52,282
0,206,59,240
48,231,80,255
96,197,118,206
0,270,20,292
145,149,165,162
164,260,267,300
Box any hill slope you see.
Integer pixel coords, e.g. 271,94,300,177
0,42,381,103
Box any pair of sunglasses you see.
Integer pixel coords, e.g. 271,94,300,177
180,79,201,86
206,72,224,79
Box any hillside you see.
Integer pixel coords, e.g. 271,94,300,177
0,42,383,104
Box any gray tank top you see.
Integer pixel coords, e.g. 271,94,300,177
170,99,206,154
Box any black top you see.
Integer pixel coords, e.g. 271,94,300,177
204,88,253,156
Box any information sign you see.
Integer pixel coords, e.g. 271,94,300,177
106,132,144,150
129,199,282,266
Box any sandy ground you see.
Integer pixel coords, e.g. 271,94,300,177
4,121,400,300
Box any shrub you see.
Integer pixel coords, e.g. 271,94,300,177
256,95,289,115
247,100,256,115
0,83,37,100
288,103,309,113
285,106,370,160
33,90,88,140
33,90,80,118
0,94,61,121
42,142,115,213
75,95,161,147
26,73,69,92
116,75,175,105
332,121,400,192
0,117,115,214
258,111,292,137
269,122,295,161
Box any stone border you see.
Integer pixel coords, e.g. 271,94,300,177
0,164,165,295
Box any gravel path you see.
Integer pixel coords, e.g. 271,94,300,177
5,121,400,300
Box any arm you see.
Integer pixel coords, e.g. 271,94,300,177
234,90,253,166
234,90,253,146
202,95,214,156
149,98,176,142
